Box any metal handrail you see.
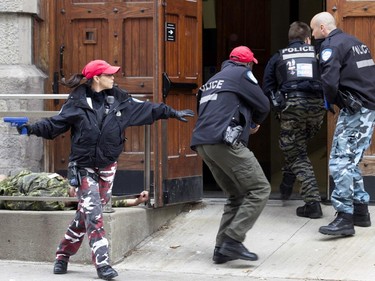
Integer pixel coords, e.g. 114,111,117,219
0,94,69,99
0,194,140,203
0,93,149,99
0,93,153,210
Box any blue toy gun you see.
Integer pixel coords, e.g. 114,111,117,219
3,117,29,135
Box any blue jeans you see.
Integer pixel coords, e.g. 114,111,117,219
330,107,375,213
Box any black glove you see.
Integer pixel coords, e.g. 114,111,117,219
17,124,33,136
171,109,195,122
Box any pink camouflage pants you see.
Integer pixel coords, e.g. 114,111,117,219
55,162,117,268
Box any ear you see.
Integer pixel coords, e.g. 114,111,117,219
247,62,254,69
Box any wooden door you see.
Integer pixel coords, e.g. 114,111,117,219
51,0,154,196
51,0,202,205
161,0,203,204
326,0,375,189
54,0,155,170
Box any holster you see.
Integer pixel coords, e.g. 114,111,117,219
269,90,286,112
223,125,243,148
67,161,81,187
337,89,363,115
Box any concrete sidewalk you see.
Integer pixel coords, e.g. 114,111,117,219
1,199,375,281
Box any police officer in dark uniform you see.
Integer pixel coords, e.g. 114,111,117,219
311,12,375,236
191,46,271,264
263,21,326,218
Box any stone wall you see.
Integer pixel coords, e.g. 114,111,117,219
0,204,185,264
0,0,46,175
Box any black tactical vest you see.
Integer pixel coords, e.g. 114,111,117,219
276,45,319,85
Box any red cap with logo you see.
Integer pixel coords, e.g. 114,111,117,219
82,60,120,79
229,46,258,64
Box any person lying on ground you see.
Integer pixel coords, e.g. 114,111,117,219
0,170,149,211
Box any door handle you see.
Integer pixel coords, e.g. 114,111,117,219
52,72,59,106
162,72,198,99
60,44,65,79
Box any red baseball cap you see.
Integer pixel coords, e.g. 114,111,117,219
229,46,258,64
82,60,120,79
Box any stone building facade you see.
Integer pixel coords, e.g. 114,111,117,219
0,0,46,175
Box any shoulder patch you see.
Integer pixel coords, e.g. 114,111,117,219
246,71,258,84
321,48,333,62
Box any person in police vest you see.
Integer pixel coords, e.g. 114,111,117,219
311,12,375,236
16,59,194,280
191,46,271,264
262,21,326,218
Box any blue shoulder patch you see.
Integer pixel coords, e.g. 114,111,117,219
321,48,333,62
246,71,258,84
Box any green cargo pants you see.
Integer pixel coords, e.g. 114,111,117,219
196,143,270,246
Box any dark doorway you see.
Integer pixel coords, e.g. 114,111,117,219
201,0,326,199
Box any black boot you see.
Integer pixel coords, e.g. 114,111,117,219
218,236,258,261
319,212,355,236
296,201,323,218
353,203,371,227
97,265,118,280
53,260,68,274
212,246,237,264
279,172,296,200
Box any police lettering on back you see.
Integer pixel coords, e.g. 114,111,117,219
352,44,370,56
281,45,315,54
200,79,225,92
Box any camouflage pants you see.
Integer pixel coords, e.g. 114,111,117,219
279,96,325,202
330,107,375,214
55,162,117,268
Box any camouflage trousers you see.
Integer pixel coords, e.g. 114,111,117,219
279,96,325,202
330,107,375,214
55,162,117,268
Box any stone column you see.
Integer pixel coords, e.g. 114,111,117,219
0,0,46,175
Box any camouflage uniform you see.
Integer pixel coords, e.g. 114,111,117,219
0,170,70,210
279,96,325,202
55,162,117,268
330,107,375,213
263,36,325,207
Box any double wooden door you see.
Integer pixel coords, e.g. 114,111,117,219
48,0,202,206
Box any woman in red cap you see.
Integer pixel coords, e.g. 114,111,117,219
17,59,194,280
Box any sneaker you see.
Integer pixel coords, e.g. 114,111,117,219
212,246,237,264
353,203,371,227
218,237,258,261
97,265,118,280
296,201,323,218
53,260,68,274
319,212,355,236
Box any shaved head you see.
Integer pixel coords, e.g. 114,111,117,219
310,12,337,39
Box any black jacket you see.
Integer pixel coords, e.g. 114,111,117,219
191,60,270,148
263,40,322,96
31,84,176,168
319,29,375,109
